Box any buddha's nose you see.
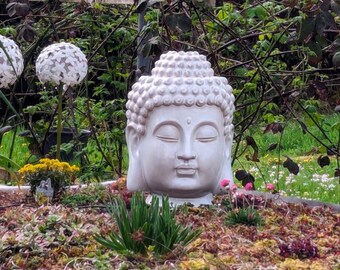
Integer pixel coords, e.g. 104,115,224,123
176,141,197,160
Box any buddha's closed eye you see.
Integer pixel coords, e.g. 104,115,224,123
196,125,218,143
154,124,180,142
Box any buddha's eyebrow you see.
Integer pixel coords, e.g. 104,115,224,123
195,121,220,132
152,121,181,133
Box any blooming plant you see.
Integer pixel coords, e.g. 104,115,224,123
19,158,79,197
265,182,279,194
219,179,264,226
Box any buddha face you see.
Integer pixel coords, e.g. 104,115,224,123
133,105,227,198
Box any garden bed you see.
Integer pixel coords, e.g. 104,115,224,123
0,183,339,270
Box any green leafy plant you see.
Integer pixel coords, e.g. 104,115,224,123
225,207,264,227
94,192,201,256
0,154,20,185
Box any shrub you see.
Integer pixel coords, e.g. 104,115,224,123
94,192,201,256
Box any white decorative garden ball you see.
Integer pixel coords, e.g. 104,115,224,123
36,42,88,87
0,35,24,89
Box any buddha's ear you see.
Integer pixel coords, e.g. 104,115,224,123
224,137,232,160
214,138,234,194
126,125,145,191
126,125,140,159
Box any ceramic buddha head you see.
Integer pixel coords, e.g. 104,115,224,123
125,51,235,205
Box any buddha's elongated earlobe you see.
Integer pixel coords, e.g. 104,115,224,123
214,138,234,194
126,126,140,159
126,126,146,191
224,138,233,160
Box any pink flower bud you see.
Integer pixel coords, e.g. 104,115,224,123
244,182,254,191
238,191,245,199
220,179,230,188
231,183,238,192
266,183,275,191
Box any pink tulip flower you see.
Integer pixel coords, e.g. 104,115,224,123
238,191,245,199
231,183,238,192
220,179,230,188
244,182,254,191
266,183,275,191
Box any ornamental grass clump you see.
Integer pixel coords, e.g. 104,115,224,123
94,192,201,257
19,158,79,197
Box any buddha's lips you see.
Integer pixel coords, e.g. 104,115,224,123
175,165,198,176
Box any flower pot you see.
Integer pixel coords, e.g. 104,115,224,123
43,128,91,162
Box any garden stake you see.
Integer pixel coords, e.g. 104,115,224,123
56,84,63,161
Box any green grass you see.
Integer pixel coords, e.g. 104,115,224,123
0,127,32,167
249,114,339,156
234,113,340,204
0,128,31,166
0,127,34,184
234,156,339,204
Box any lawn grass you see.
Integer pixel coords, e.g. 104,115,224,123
251,114,339,156
234,113,340,204
0,127,32,167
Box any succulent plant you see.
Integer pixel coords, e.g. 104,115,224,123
278,238,319,259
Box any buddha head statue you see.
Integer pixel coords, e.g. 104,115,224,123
126,51,235,205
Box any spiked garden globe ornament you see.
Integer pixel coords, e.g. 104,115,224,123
35,42,88,160
0,35,24,89
36,42,88,88
0,35,24,118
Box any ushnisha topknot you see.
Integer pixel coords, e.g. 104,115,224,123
126,51,235,139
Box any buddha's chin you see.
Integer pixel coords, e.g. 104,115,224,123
155,190,212,199
150,177,214,198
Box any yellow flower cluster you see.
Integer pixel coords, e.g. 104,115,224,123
19,158,80,191
19,158,79,175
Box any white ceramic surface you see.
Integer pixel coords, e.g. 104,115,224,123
0,35,24,89
125,51,235,206
36,42,88,87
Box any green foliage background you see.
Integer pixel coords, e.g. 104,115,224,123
0,0,339,199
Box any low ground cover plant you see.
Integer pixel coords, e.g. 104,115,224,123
61,184,107,207
0,185,339,269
